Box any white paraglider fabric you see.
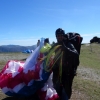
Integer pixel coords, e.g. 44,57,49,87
0,38,59,100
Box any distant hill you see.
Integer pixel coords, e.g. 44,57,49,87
0,45,37,52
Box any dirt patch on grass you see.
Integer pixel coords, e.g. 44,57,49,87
77,66,100,85
71,89,92,100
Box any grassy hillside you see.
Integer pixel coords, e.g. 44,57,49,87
0,43,100,100
72,43,100,100
0,53,29,70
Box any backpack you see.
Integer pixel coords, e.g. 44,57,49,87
63,32,83,70
64,32,83,55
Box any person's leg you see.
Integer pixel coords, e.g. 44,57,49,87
63,75,74,99
61,88,69,100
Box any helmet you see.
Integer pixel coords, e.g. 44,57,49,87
44,38,49,43
55,28,65,37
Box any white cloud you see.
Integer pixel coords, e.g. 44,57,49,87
0,37,40,46
82,33,100,37
1,32,100,45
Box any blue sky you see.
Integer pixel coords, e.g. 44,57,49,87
0,0,100,46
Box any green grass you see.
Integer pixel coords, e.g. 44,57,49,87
73,76,100,100
80,43,100,70
72,43,100,99
0,52,29,70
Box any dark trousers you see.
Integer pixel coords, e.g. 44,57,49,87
53,74,74,100
53,83,68,100
62,74,74,99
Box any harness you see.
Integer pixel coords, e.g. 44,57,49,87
42,45,63,83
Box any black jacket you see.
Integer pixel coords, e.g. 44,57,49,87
52,41,79,75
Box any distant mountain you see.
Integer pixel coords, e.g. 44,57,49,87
0,45,37,52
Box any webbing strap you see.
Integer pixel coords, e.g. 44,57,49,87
59,52,63,83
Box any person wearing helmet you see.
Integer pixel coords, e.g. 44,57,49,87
55,28,65,44
52,28,79,100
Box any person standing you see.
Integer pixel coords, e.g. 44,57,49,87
52,28,79,100
37,40,40,47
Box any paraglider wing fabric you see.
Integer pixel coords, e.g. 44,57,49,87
0,38,59,100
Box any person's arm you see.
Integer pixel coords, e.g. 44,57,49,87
63,42,79,57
